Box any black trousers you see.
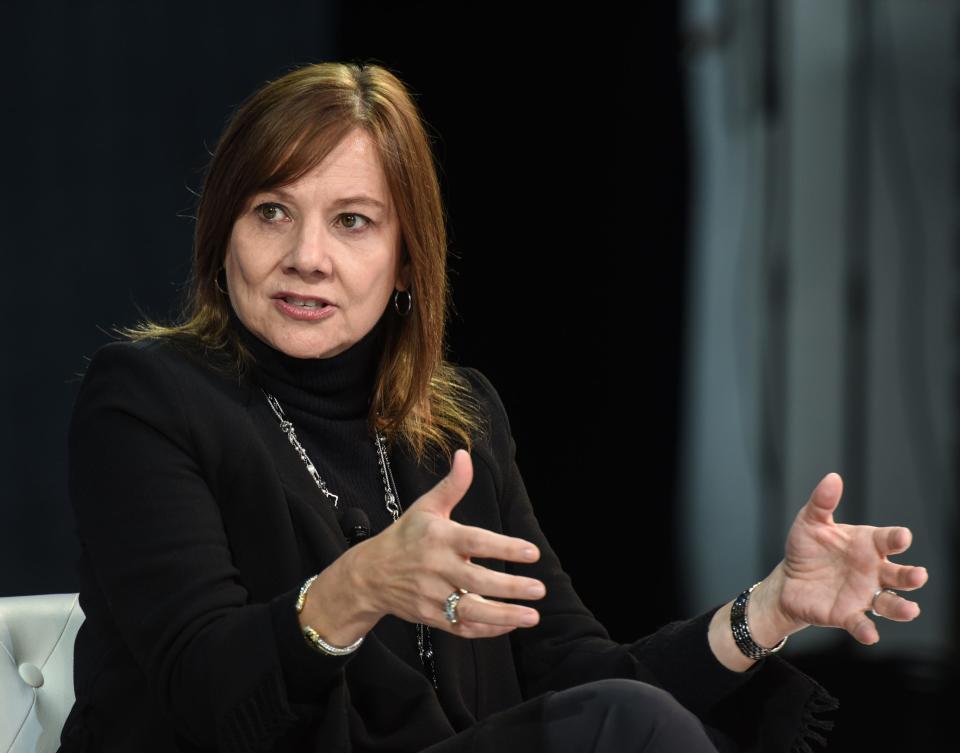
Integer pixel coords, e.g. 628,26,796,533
543,678,721,753
422,678,724,753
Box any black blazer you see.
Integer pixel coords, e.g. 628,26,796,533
58,337,835,753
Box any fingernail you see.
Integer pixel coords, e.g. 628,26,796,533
523,548,538,560
522,611,539,626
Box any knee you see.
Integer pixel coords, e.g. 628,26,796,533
555,678,703,736
584,678,694,720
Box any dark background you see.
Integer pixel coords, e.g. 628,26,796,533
3,1,952,750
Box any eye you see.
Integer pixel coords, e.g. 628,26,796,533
336,213,372,233
254,202,289,223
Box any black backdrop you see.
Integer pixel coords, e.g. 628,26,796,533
3,1,682,645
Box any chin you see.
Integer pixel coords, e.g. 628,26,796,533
287,338,345,360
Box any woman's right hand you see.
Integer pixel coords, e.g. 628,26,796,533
345,448,546,639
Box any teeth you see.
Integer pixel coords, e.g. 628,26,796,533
284,297,321,307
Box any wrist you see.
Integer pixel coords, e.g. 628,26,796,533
708,600,756,672
298,547,381,647
708,567,810,672
337,540,383,624
730,582,788,660
748,564,808,647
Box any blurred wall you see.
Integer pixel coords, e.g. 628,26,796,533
679,0,957,660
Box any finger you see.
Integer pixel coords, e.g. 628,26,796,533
843,611,879,645
879,562,928,591
871,590,922,622
412,449,474,520
424,594,530,638
873,526,913,557
452,523,540,565
456,559,546,601
445,619,517,640
801,472,843,526
452,593,540,629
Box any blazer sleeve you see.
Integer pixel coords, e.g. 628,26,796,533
67,341,359,752
460,366,838,753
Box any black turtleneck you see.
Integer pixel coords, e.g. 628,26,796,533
227,303,398,536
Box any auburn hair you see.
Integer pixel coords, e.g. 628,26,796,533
116,60,486,468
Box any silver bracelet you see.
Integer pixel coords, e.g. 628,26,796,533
730,582,788,660
295,574,365,656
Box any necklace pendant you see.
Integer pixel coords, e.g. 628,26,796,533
417,623,438,689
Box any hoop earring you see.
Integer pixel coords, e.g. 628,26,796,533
393,288,413,316
215,267,228,295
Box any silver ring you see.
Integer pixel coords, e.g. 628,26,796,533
871,588,897,617
444,588,468,624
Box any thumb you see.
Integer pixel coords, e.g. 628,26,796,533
410,448,474,520
801,472,843,526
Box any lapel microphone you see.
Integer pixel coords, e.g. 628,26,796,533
337,506,371,547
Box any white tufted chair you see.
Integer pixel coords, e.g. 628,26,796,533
0,594,84,753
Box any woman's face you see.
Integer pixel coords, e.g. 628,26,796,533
224,127,408,359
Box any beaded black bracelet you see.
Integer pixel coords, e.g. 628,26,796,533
730,582,788,660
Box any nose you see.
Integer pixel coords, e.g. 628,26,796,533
283,218,334,276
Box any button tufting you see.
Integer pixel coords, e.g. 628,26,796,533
19,662,44,688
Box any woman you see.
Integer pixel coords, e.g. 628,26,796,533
59,61,927,753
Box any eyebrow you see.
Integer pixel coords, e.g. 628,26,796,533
265,187,386,210
330,195,387,210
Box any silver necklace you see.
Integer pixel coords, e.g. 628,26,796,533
262,387,439,690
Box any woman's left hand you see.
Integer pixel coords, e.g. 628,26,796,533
762,472,928,645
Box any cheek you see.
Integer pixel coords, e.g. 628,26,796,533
362,270,398,306
227,237,270,289
224,251,243,290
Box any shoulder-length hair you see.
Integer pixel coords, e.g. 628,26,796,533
117,61,486,468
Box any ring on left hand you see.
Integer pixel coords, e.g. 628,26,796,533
871,588,897,617
444,588,469,624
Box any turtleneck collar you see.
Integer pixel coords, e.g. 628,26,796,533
228,303,389,420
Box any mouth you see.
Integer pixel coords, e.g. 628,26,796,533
273,293,335,309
